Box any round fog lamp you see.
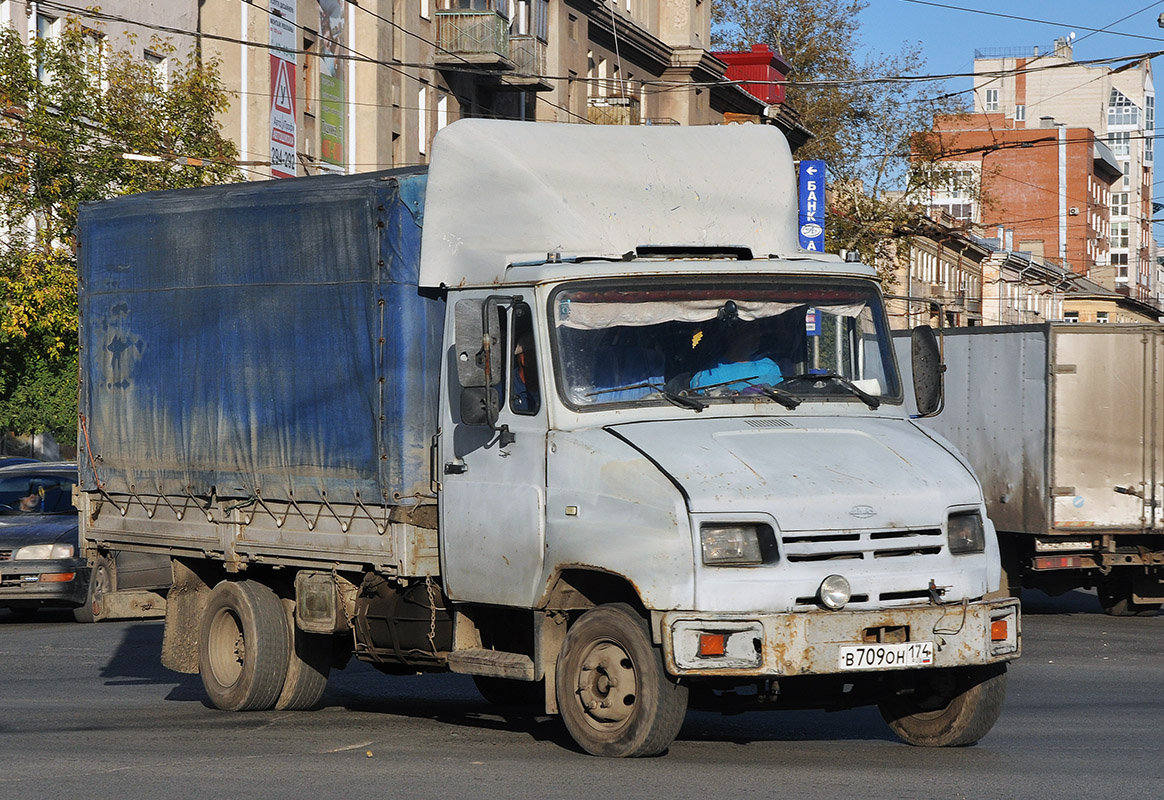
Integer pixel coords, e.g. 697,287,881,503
819,574,851,610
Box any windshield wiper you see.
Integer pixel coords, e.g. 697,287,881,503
688,376,801,410
585,381,706,412
781,372,881,409
752,384,802,409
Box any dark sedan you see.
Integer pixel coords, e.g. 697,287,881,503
0,461,87,615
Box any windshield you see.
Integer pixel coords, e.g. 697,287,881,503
0,471,78,514
552,277,902,410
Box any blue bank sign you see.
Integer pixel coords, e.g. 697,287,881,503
798,160,826,251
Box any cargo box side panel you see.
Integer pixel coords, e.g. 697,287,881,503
897,326,1052,535
77,172,441,514
1051,325,1154,531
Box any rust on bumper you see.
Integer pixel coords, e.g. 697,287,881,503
660,598,1020,678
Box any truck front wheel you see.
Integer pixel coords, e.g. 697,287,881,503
73,554,115,623
199,580,290,711
879,663,1008,747
555,603,688,757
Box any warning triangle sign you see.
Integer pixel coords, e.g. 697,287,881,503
273,59,293,116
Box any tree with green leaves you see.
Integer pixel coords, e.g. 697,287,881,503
0,20,240,447
713,0,970,281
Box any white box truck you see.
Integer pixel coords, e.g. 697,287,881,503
77,119,1019,756
902,323,1164,616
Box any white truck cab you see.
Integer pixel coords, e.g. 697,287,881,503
428,121,1019,756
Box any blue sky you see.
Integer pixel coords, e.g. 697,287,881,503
859,0,1164,87
859,1,1164,236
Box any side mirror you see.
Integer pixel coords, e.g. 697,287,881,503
454,299,502,388
911,325,944,417
460,387,499,426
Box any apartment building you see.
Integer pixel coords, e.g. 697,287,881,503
6,1,792,181
972,37,1156,301
918,113,1122,282
195,0,782,177
0,1,195,82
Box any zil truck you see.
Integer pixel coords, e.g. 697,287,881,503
900,323,1164,616
76,119,1019,757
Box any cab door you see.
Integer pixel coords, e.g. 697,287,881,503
438,294,547,607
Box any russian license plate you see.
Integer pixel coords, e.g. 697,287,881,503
838,641,934,670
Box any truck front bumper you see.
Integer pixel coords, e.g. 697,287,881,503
659,598,1020,677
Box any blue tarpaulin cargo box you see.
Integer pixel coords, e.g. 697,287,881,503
77,168,444,507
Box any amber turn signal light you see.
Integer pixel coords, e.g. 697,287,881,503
698,633,727,657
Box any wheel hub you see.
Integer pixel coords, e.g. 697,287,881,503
576,641,637,725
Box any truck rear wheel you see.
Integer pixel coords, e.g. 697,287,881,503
879,663,1007,747
199,580,290,711
274,598,331,710
555,603,688,757
1098,577,1161,617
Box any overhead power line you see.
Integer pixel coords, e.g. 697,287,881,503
902,0,1164,45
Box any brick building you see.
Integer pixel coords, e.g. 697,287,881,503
972,38,1156,301
916,113,1122,286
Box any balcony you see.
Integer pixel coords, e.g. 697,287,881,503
587,96,641,126
434,10,513,70
500,35,552,92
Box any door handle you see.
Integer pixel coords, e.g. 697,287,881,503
444,462,468,475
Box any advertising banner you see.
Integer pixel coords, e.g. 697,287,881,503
319,0,345,169
269,0,297,178
798,159,826,252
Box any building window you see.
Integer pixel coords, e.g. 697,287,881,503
144,50,168,91
1111,192,1129,217
1015,104,1025,122
418,86,428,156
1108,88,1140,127
35,14,60,84
36,13,59,40
437,95,448,132
83,29,106,91
1112,221,1130,249
984,87,999,112
1096,311,1109,323
1108,131,1131,158
1063,311,1079,323
534,0,548,41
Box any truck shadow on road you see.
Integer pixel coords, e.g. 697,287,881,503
1019,589,1136,616
322,665,897,750
98,621,205,699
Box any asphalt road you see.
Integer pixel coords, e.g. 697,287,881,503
2,590,1161,800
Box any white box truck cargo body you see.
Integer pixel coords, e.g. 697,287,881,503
902,323,1164,615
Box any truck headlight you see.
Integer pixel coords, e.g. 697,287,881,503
948,512,985,554
14,543,74,560
700,524,775,565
